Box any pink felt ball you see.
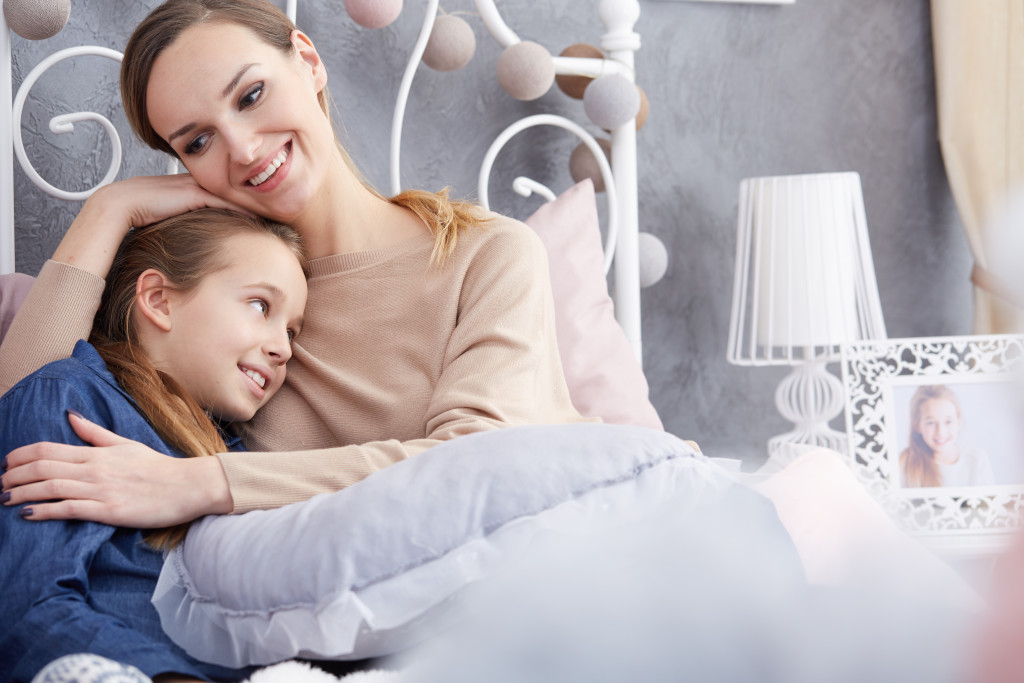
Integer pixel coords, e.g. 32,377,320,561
583,73,641,131
3,0,71,40
497,41,555,101
345,0,402,29
568,138,612,193
422,14,476,72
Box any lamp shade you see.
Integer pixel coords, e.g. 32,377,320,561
727,172,887,366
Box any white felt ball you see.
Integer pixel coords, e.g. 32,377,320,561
569,138,612,193
638,232,668,288
583,73,641,131
423,14,476,72
345,0,402,29
3,0,71,40
497,41,555,101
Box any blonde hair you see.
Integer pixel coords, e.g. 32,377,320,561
898,385,961,488
120,0,487,267
90,208,307,549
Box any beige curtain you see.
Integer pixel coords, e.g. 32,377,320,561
931,0,1024,333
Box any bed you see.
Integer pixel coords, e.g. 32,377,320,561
0,1,1008,682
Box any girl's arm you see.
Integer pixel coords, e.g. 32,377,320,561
0,379,237,681
0,175,242,395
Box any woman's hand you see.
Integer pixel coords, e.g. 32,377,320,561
53,174,246,279
1,412,234,527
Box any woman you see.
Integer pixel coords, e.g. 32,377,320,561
0,208,308,682
0,0,584,526
899,384,995,488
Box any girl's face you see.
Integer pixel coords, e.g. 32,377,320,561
916,398,961,456
145,22,334,226
155,233,307,422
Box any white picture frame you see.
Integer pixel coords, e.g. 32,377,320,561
842,335,1024,552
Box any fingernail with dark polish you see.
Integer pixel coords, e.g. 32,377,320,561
67,409,85,421
19,507,34,518
0,492,10,504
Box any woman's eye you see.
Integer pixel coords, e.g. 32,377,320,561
184,133,210,155
240,83,264,109
249,299,269,315
287,329,296,343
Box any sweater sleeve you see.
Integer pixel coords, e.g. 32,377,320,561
0,260,104,396
219,223,589,512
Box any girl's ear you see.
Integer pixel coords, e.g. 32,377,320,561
135,269,175,332
291,30,327,91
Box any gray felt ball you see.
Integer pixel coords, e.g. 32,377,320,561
497,41,555,101
3,0,71,40
423,14,476,72
638,232,669,288
583,73,641,130
555,43,604,100
569,138,612,193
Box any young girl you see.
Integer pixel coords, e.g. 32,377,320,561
0,208,308,682
0,0,585,528
899,384,995,488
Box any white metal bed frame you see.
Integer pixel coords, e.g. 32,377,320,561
1,0,645,360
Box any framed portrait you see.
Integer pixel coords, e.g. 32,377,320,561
842,335,1024,550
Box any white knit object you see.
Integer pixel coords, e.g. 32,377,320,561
246,661,401,683
3,0,71,40
31,654,150,683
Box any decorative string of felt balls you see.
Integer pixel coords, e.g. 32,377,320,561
412,7,666,288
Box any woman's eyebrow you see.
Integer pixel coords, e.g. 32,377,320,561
167,63,257,143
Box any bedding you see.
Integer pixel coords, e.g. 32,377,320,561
152,422,731,667
525,180,663,430
0,272,34,342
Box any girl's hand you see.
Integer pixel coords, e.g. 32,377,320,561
1,412,234,527
53,174,246,279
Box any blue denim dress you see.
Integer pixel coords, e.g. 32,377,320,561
0,340,250,682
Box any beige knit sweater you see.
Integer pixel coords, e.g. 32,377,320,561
0,215,587,512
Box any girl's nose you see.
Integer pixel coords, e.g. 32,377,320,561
265,328,293,365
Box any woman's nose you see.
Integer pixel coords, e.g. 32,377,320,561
225,127,261,166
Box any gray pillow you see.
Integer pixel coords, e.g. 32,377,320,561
153,423,733,667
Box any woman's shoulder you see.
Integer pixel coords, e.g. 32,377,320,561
457,213,547,267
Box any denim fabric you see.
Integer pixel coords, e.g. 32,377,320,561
0,340,249,683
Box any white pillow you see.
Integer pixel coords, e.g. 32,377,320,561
152,424,732,667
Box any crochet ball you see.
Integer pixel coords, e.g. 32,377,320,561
569,138,612,194
555,43,604,100
497,41,554,101
3,0,71,40
638,232,669,288
583,73,641,130
345,0,402,29
423,14,476,72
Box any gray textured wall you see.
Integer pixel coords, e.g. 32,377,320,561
9,0,971,467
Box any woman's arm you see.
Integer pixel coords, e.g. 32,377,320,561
0,175,243,394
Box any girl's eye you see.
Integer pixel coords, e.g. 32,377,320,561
249,299,269,315
184,133,210,155
240,83,264,109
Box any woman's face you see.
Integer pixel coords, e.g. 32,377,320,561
145,22,334,225
916,398,961,457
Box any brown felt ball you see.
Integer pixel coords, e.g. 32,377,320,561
345,0,402,29
3,0,71,40
555,43,604,100
569,138,612,193
497,41,554,101
635,85,649,131
423,14,476,72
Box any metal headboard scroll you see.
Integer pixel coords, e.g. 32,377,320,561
389,0,644,363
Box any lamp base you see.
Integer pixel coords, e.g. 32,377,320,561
769,358,848,457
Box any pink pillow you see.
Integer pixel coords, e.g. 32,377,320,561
0,272,35,344
525,180,663,430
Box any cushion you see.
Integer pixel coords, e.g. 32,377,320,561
152,423,731,667
524,180,663,430
0,273,35,344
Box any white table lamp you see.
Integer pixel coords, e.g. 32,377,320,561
727,172,887,455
